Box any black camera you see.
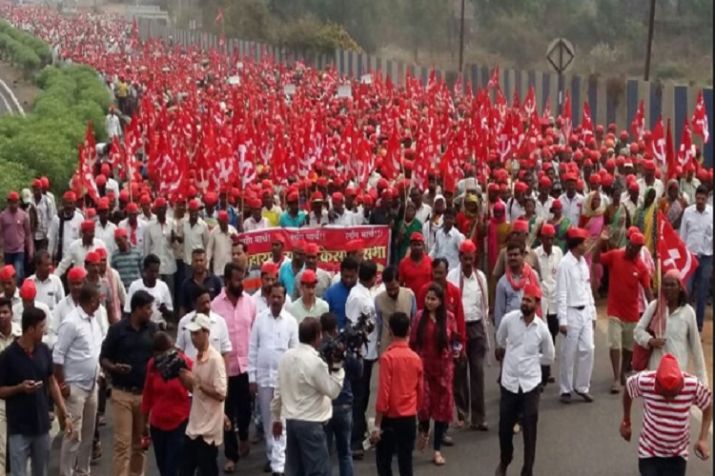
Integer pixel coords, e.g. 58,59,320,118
320,313,375,371
154,349,188,381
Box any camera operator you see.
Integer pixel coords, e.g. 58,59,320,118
100,290,158,475
320,312,363,476
271,317,345,476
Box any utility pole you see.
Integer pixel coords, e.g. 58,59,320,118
458,0,465,72
644,0,656,81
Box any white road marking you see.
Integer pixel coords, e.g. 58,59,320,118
0,76,25,116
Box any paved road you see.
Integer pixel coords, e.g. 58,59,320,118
48,314,712,476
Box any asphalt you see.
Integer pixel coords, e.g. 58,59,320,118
47,313,713,476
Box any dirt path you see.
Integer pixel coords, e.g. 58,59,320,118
0,59,42,115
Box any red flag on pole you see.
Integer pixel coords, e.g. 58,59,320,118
691,90,710,143
658,211,699,284
677,118,695,169
665,119,677,181
561,92,572,141
487,66,500,90
581,102,594,139
631,100,646,141
650,117,666,166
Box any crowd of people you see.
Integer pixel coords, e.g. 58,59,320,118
0,4,713,476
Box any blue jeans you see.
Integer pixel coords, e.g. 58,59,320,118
8,433,50,476
325,405,353,476
285,420,330,476
150,420,187,476
3,252,24,282
688,254,713,332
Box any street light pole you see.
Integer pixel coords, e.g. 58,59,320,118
644,0,656,80
458,0,465,72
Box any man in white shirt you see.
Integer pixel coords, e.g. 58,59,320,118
558,174,584,226
556,227,597,404
636,160,664,201
143,198,178,296
253,262,292,316
243,198,270,232
48,267,87,349
494,285,554,476
105,107,122,139
54,220,107,277
621,181,643,219
13,279,52,333
30,179,53,250
176,287,232,361
271,317,345,476
118,203,146,251
535,177,554,222
47,192,84,266
53,284,103,476
533,224,563,384
447,239,489,430
27,250,64,312
94,198,117,256
410,187,432,225
181,199,209,264
207,211,237,279
328,193,359,227
679,186,713,332
429,208,465,270
345,261,378,456
124,254,174,327
248,283,298,475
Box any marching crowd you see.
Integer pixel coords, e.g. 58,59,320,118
0,4,713,476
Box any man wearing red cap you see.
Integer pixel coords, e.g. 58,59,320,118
293,243,331,301
207,211,238,279
507,182,528,223
280,192,307,228
48,192,84,267
0,191,34,282
447,239,489,430
535,177,554,222
595,229,653,393
253,261,293,316
31,179,54,252
621,354,712,476
181,199,210,267
118,202,147,252
558,174,584,226
637,161,664,201
261,190,283,228
94,198,118,257
243,198,270,232
429,208,465,271
307,192,329,227
328,192,359,227
13,279,52,332
48,267,87,348
398,232,433,299
494,284,554,476
285,269,329,324
622,181,642,221
26,250,65,315
679,162,701,204
54,220,107,278
556,227,597,403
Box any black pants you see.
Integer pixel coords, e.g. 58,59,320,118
224,373,252,462
151,420,187,476
454,320,487,425
498,386,540,476
375,416,416,476
351,358,375,448
418,420,448,451
638,457,686,476
179,436,218,476
285,419,330,476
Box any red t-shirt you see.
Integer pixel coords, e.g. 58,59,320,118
399,254,433,299
601,249,651,322
141,353,193,431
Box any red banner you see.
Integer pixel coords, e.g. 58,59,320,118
239,226,391,292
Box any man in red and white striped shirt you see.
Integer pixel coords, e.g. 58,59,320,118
620,353,712,476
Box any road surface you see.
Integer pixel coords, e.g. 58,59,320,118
48,313,713,476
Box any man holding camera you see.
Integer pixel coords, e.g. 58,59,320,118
272,317,345,476
100,290,158,476
320,312,363,476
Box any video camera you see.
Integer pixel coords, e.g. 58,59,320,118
320,312,375,371
154,349,188,381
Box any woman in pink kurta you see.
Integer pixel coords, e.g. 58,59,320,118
410,282,461,466
579,191,606,294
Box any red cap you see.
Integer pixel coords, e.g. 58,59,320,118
203,192,218,206
345,239,365,252
188,199,201,211
300,269,318,284
114,228,128,239
563,173,577,182
85,208,97,219
100,163,111,175
345,187,357,197
523,283,542,301
217,210,229,222
310,191,324,202
654,353,684,395
80,220,95,232
514,181,529,193
550,199,563,211
67,267,88,283
567,227,589,240
459,240,477,254
589,174,601,186
643,160,656,171
539,176,552,188
6,191,19,202
140,194,151,206
287,191,300,203
95,248,107,260
97,198,110,211
512,219,529,233
119,190,130,202
63,191,77,202
0,265,15,282
40,177,50,188
126,202,139,214
153,197,167,209
410,232,425,242
628,182,639,193
540,223,556,237
19,279,36,300
260,262,279,275
305,243,320,255
84,251,100,265
332,192,344,203
247,197,260,209
95,174,107,186
629,232,646,246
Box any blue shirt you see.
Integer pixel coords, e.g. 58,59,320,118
324,281,352,329
494,274,524,329
279,211,306,228
279,261,303,298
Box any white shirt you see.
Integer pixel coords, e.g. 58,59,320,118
414,203,432,224
106,177,120,197
345,282,378,360
534,245,564,316
506,198,525,223
429,226,465,270
637,177,664,201
26,273,64,312
558,192,584,226
447,266,488,322
176,310,232,361
247,308,299,388
207,225,237,276
621,192,643,219
12,300,51,328
124,279,174,325
52,306,102,392
252,290,292,316
421,215,443,252
555,251,597,326
330,210,360,227
535,196,554,222
94,220,117,256
49,295,77,348
242,216,269,232
48,210,84,260
183,219,209,263
679,204,713,256
271,343,344,423
496,310,555,393
118,218,146,251
105,113,122,139
54,238,107,277
32,194,54,241
143,219,178,274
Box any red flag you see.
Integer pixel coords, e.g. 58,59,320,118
658,211,699,284
523,86,536,117
650,117,666,165
76,122,99,203
581,102,594,138
677,118,695,169
511,89,520,110
561,92,572,141
631,100,645,141
487,66,500,90
542,96,553,122
665,119,677,181
691,91,709,143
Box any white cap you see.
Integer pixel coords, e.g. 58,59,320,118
185,313,211,332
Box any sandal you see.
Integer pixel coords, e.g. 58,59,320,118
433,452,446,466
223,461,236,474
417,431,429,452
610,382,621,394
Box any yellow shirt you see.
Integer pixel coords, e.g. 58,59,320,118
262,206,282,228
